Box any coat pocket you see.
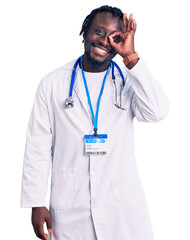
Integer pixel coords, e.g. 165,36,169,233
111,176,144,202
50,168,77,209
110,162,144,202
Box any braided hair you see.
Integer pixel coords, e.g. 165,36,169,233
79,5,123,36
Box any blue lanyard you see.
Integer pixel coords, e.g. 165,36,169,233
68,57,125,99
80,55,109,137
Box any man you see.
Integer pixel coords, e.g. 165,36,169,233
21,5,169,240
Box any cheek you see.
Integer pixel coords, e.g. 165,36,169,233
84,36,96,52
84,39,90,51
85,33,98,44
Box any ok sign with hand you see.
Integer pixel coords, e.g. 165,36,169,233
109,13,137,59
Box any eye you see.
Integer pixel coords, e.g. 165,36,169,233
95,29,105,37
113,35,123,43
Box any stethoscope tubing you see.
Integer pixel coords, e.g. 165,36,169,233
110,60,125,86
69,55,125,98
65,55,127,111
69,57,80,97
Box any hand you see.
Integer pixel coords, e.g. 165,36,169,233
109,13,137,58
32,207,52,240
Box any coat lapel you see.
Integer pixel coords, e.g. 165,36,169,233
72,69,92,120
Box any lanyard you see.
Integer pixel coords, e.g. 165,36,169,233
65,56,126,110
80,55,109,137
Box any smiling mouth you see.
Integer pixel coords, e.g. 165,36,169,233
92,46,110,56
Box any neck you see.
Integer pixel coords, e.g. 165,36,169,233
81,54,110,73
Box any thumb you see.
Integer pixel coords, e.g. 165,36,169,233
108,35,117,49
108,32,123,51
46,215,52,233
109,35,123,53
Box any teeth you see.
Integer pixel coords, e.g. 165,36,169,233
94,47,107,54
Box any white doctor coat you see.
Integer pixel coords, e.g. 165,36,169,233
21,58,169,240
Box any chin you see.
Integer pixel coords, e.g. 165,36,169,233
86,51,106,65
85,50,114,67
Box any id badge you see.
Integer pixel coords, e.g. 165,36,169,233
84,134,108,155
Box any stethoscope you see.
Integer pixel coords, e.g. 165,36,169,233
65,55,126,110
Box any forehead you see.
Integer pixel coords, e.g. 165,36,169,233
90,11,123,31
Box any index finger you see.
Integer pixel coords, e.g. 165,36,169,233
123,13,127,33
37,224,48,240
109,31,124,39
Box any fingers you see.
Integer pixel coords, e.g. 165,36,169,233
44,233,49,240
108,31,124,48
109,31,124,41
132,19,137,34
32,207,52,240
38,223,48,240
127,13,134,32
123,13,127,33
33,222,48,240
123,13,137,35
46,215,52,234
108,34,115,48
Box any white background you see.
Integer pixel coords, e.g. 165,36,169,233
0,0,190,239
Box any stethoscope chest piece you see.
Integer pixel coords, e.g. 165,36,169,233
65,96,74,108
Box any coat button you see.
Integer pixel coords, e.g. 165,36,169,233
90,171,95,177
92,208,96,213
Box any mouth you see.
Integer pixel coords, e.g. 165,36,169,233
91,44,110,57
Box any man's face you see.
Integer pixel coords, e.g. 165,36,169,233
83,12,123,66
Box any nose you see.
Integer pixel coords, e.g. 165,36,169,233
99,35,109,47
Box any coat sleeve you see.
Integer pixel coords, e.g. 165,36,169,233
21,77,52,208
126,58,169,122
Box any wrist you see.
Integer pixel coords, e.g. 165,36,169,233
123,52,139,69
122,51,136,59
126,58,139,70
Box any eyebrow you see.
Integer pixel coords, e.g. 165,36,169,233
93,24,106,29
93,24,121,33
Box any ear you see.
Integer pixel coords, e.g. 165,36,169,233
83,29,88,42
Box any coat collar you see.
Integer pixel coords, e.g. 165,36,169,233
71,65,113,124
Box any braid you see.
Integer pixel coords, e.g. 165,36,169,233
79,5,123,36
